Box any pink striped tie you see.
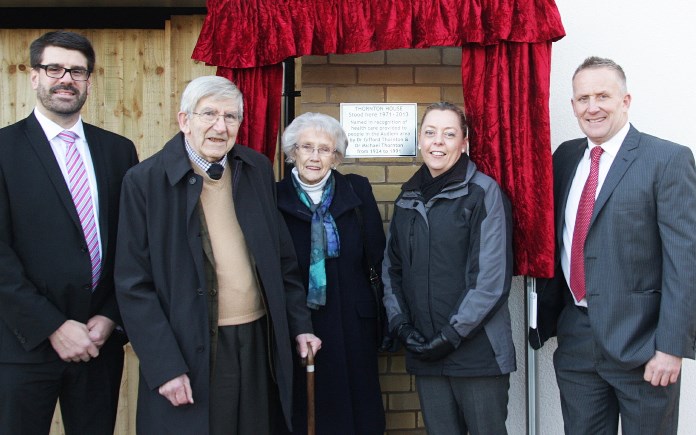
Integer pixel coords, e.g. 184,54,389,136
569,146,604,302
61,130,101,290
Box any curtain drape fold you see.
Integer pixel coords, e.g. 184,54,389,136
192,0,564,277
462,42,555,278
216,65,283,163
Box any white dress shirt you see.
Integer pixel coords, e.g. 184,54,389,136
561,121,630,306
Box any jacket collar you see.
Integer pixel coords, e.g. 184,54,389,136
277,170,361,221
162,132,257,186
23,113,111,244
554,123,640,244
591,123,639,224
400,157,477,201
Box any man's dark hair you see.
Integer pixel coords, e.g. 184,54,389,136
30,31,96,72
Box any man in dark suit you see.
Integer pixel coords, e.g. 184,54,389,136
0,31,138,434
530,56,696,434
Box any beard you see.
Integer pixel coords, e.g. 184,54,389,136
36,83,88,116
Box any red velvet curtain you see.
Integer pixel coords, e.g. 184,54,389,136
194,0,564,65
192,0,564,277
216,65,283,162
462,42,555,278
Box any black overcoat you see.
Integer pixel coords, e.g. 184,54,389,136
115,133,312,434
277,171,386,435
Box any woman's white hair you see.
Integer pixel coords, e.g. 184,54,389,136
281,112,348,164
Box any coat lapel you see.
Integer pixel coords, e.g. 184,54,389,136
591,125,639,224
277,175,312,221
231,156,264,234
276,171,361,222
184,168,206,289
83,125,110,256
162,134,207,287
329,172,362,218
555,140,586,247
23,114,83,232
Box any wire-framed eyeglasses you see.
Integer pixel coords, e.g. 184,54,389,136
295,143,336,157
191,111,242,126
34,64,91,81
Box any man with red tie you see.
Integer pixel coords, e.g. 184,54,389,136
530,56,696,434
0,31,138,434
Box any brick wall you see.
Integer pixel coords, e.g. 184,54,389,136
298,47,463,434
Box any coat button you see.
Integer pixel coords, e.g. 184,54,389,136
210,328,216,336
13,331,26,343
196,345,204,353
196,288,204,296
188,176,197,185
209,288,217,296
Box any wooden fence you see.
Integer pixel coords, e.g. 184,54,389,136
0,15,215,435
0,15,215,160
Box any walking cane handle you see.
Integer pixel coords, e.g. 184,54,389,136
306,345,315,370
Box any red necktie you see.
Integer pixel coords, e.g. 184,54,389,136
569,146,604,302
61,130,102,290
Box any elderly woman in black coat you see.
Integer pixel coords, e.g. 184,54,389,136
276,112,386,435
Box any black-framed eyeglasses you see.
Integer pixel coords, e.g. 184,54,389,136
34,64,92,81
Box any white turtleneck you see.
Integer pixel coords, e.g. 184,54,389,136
292,167,332,204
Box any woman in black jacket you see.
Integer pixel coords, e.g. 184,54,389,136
383,102,516,435
276,112,386,435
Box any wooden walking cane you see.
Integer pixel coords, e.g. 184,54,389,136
304,345,316,435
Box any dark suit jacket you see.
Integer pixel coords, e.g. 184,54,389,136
531,125,696,369
115,133,313,434
0,112,138,363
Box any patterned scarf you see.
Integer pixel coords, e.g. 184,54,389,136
292,172,340,309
